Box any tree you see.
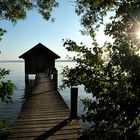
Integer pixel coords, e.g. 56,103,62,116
62,1,140,139
0,0,58,136
0,0,58,39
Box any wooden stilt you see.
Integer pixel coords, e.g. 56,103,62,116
70,87,78,119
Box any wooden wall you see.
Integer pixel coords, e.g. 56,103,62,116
24,52,55,74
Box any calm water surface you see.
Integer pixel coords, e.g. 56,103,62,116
0,61,92,128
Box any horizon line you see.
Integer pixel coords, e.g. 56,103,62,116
0,59,75,62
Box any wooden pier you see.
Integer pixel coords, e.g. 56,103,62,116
8,73,83,140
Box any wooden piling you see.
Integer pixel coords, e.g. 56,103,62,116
53,68,58,89
70,87,78,119
25,74,29,86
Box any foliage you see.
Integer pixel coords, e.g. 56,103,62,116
0,0,58,23
0,28,6,41
62,0,140,139
0,120,9,139
0,68,15,103
0,120,6,132
0,70,14,135
67,119,78,126
0,0,58,39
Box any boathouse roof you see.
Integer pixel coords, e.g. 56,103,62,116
19,43,60,59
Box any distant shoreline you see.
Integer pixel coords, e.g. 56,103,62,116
0,59,76,63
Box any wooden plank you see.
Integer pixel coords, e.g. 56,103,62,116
10,126,82,133
8,73,83,140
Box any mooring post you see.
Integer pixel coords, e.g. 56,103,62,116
53,68,58,89
46,68,49,77
70,87,78,119
25,74,29,86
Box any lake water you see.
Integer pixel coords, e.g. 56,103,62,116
0,61,93,128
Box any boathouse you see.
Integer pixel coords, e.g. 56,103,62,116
19,43,60,83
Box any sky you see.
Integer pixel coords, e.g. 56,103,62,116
0,0,112,60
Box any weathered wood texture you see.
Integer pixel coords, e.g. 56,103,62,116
8,73,83,140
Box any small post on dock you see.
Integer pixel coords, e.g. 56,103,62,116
25,74,29,86
70,87,78,119
53,68,58,89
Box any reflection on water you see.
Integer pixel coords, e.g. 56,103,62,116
0,61,92,128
